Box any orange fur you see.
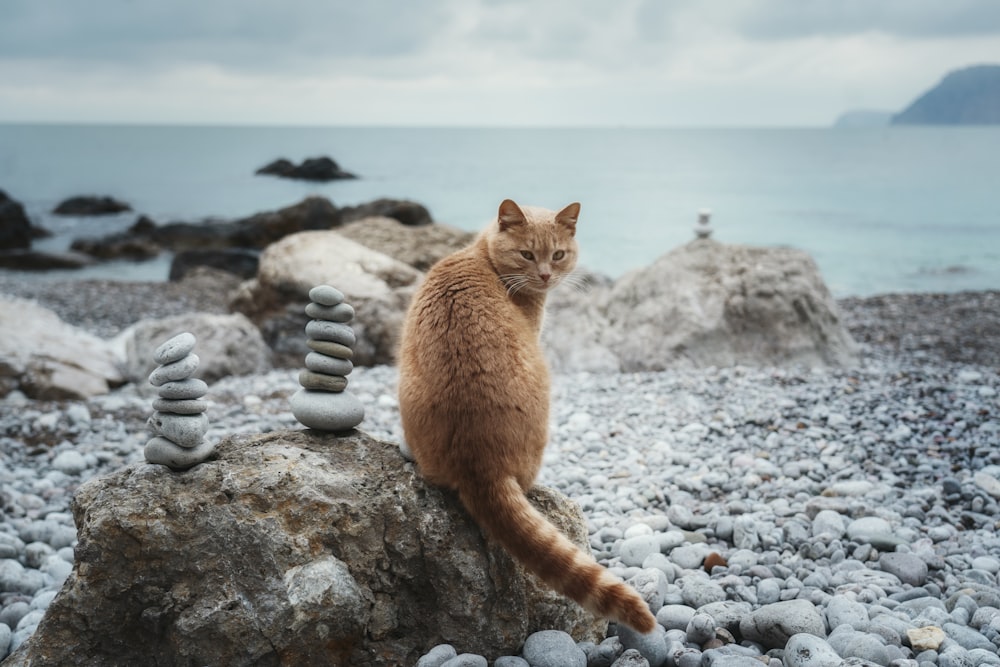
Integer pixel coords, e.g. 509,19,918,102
398,199,656,634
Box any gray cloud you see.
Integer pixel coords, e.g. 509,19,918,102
0,0,449,72
735,0,1000,40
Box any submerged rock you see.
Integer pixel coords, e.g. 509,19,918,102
52,195,131,216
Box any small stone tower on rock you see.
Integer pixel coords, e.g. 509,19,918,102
145,332,215,469
290,285,365,432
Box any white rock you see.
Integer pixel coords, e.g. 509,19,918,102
51,451,88,476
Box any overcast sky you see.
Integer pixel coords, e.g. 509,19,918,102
1,0,998,127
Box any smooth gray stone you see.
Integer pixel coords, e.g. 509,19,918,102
153,332,196,365
305,320,356,347
306,339,353,359
305,301,355,323
417,644,457,667
157,378,208,400
144,437,215,470
290,388,364,432
152,398,208,415
305,352,353,377
521,630,586,667
147,412,208,447
655,604,696,631
879,552,928,587
782,633,841,667
309,285,344,306
298,371,348,393
148,353,199,386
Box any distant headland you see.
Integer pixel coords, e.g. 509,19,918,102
834,64,1000,127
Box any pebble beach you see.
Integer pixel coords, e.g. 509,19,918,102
1,277,999,666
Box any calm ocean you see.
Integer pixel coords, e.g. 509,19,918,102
1,123,998,297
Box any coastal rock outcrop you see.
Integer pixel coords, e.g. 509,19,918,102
256,156,357,181
230,230,421,366
168,248,260,281
116,312,271,387
68,197,437,263
339,198,433,227
0,296,124,399
4,430,605,666
52,195,131,216
336,216,475,271
603,238,858,370
0,189,41,250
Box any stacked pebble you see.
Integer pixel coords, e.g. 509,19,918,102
289,285,365,432
144,332,214,470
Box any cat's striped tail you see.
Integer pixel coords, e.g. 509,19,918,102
458,476,657,634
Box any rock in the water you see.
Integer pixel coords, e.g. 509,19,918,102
604,238,858,370
0,295,124,399
118,313,270,386
255,156,357,181
5,431,605,666
0,189,42,250
339,199,433,227
52,195,131,216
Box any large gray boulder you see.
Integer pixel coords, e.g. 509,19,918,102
230,230,422,366
5,430,605,666
603,239,858,370
336,216,475,272
114,311,271,387
0,296,124,399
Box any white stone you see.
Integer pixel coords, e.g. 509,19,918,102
51,451,87,476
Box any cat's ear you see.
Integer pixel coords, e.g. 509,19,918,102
498,199,527,231
556,202,581,236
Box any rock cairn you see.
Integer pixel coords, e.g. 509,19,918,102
290,285,365,432
144,332,214,469
693,208,713,239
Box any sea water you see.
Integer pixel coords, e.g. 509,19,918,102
1,123,998,297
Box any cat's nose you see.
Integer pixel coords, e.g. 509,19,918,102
539,272,551,283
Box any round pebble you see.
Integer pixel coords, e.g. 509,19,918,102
304,301,355,323
290,388,364,432
308,285,345,306
144,437,217,470
152,398,209,415
306,339,354,360
304,352,353,378
153,332,197,365
304,320,357,347
146,412,209,448
157,378,208,400
298,371,349,393
148,353,200,386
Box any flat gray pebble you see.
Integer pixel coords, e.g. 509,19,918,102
153,332,196,365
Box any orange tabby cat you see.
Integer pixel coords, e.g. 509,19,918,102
398,199,656,633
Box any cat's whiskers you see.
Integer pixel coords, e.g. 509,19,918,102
498,273,532,297
559,271,591,294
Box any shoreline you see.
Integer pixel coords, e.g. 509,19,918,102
2,274,1000,662
1,272,998,369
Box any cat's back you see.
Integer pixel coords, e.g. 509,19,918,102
402,239,528,358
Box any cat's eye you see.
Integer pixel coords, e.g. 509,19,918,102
520,250,534,261
552,250,566,261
